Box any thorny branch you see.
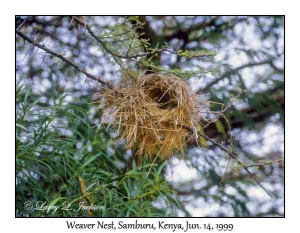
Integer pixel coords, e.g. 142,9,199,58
16,29,113,88
71,16,212,62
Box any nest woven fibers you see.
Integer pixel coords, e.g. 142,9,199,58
99,73,203,160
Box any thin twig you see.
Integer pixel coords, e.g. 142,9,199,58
244,159,284,169
16,19,27,31
161,48,214,58
181,124,273,198
16,29,112,88
198,60,274,94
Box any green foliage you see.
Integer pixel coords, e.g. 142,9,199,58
197,123,208,147
177,49,216,58
138,59,220,79
215,120,227,138
16,85,178,217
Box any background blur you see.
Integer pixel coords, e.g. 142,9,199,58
16,16,284,217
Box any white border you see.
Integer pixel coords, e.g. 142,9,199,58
1,1,296,232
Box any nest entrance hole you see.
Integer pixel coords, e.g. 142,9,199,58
146,87,178,109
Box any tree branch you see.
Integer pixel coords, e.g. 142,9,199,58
16,29,112,88
199,60,274,94
71,16,148,60
201,93,284,139
181,124,273,198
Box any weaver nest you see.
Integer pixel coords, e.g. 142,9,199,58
99,73,203,160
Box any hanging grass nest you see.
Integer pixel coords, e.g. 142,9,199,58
99,73,202,160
